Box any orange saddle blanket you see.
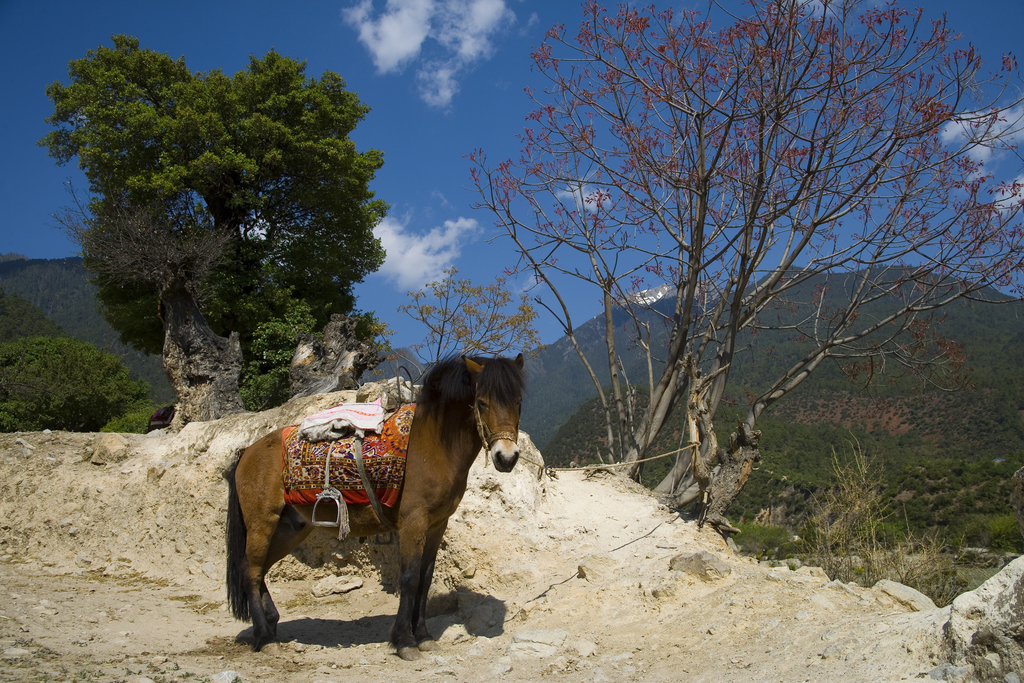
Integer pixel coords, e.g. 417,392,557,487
281,404,415,507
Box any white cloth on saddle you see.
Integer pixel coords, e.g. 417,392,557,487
298,398,386,443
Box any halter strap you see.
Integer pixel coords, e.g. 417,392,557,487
471,397,518,458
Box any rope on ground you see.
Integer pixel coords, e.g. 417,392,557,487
543,443,697,475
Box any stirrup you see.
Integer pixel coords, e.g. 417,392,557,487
312,486,343,527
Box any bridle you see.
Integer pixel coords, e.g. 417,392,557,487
471,393,519,455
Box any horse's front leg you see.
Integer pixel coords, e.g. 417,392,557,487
412,520,449,652
391,512,429,660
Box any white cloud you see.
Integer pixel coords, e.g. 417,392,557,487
940,103,1024,166
343,0,516,107
343,0,435,73
374,216,482,288
417,61,460,107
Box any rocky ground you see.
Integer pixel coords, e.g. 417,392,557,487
0,391,1017,683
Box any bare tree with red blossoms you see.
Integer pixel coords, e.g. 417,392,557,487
472,0,1024,531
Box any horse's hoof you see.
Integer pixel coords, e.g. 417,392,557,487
259,642,283,655
397,646,422,661
417,639,441,652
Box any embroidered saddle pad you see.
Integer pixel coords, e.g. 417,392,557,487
281,403,415,507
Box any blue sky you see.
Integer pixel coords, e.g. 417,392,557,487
1,0,1022,349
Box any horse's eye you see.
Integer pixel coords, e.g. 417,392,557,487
476,399,488,410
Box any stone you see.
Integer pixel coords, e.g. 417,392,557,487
944,556,1024,681
311,575,363,598
210,672,240,683
797,566,828,579
873,579,937,612
570,636,598,658
357,377,416,412
509,641,558,657
807,593,836,611
92,433,130,465
509,629,571,658
512,629,570,647
668,551,732,581
491,656,513,674
577,553,619,583
927,663,970,680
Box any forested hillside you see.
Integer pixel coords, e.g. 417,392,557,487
0,289,65,342
0,255,173,402
537,284,1024,551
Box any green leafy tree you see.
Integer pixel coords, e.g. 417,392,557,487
399,268,542,363
0,337,149,432
40,35,387,424
240,299,318,411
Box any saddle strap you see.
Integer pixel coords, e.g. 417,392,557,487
353,430,396,531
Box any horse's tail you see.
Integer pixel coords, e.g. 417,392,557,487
225,449,251,622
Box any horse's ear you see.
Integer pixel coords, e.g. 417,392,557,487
515,353,524,370
463,356,484,376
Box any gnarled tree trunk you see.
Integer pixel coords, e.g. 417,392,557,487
701,423,761,534
288,314,381,398
160,283,244,429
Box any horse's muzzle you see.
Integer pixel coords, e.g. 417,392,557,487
490,441,520,472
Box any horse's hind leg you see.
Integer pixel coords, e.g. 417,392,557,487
232,435,296,652
260,505,313,642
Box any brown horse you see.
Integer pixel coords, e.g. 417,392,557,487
225,354,525,660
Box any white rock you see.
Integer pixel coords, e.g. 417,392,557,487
310,575,363,598
570,636,598,658
512,629,570,647
577,553,620,583
669,551,732,581
491,656,513,674
945,555,1024,680
873,579,937,612
92,433,130,465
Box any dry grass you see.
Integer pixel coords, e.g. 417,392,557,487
803,441,966,607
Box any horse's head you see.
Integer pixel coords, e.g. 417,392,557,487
464,354,525,473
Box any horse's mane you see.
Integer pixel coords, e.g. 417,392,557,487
417,355,526,448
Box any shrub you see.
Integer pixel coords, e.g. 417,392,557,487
988,514,1024,553
100,402,155,434
734,523,797,559
802,441,965,606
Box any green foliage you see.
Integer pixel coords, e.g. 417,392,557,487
100,402,156,434
0,336,149,432
0,288,65,342
240,300,318,411
987,514,1024,553
39,35,387,363
733,523,797,559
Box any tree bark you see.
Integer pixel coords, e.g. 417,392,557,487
288,314,381,398
160,283,245,428
701,422,761,534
